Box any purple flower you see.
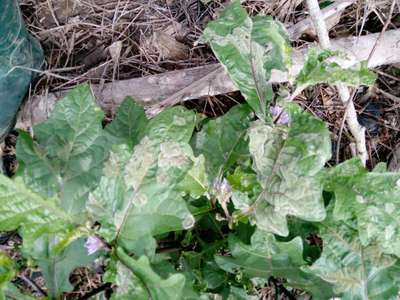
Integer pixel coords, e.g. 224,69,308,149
213,177,232,204
84,236,104,255
270,105,290,125
213,178,232,195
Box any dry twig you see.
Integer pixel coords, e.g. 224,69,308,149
306,0,368,165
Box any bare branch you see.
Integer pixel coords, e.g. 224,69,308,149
306,0,368,165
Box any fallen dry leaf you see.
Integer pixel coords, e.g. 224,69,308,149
151,31,189,60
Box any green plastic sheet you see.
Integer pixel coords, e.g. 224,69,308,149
0,0,44,142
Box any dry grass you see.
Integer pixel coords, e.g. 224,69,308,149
19,0,219,93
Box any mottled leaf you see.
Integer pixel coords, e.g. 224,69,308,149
88,138,195,256
308,214,400,300
17,84,109,214
203,0,291,119
0,175,73,249
324,158,400,257
246,103,331,235
146,106,196,143
295,48,377,89
110,259,148,300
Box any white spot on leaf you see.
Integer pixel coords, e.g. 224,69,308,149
134,193,148,207
172,115,187,126
356,195,366,204
396,179,400,188
385,203,396,214
182,214,195,229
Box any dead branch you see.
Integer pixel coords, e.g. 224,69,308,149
306,0,368,165
17,28,400,130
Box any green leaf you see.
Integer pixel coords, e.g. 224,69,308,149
215,230,334,298
228,287,258,300
30,237,96,299
116,247,191,300
0,175,72,249
17,84,109,214
283,219,322,263
308,215,400,300
324,158,400,257
322,158,367,220
0,253,15,288
177,154,209,199
246,103,331,235
146,106,196,143
1,283,36,300
105,97,148,149
372,162,387,172
227,167,260,196
191,104,252,181
203,0,291,119
202,261,227,289
295,48,377,89
89,138,195,256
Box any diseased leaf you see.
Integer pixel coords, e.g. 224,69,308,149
111,259,148,300
146,106,196,143
203,0,291,119
323,158,400,257
17,84,109,214
191,104,252,181
215,230,334,298
30,237,97,299
87,145,131,243
295,48,377,89
105,97,148,149
245,103,331,235
89,138,195,256
308,213,400,300
116,247,195,300
120,138,195,255
0,175,73,250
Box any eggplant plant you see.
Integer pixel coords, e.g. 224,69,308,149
1,1,398,300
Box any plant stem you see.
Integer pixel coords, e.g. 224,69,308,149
306,0,368,166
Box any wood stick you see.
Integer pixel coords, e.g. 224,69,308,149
17,28,400,129
307,0,375,165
